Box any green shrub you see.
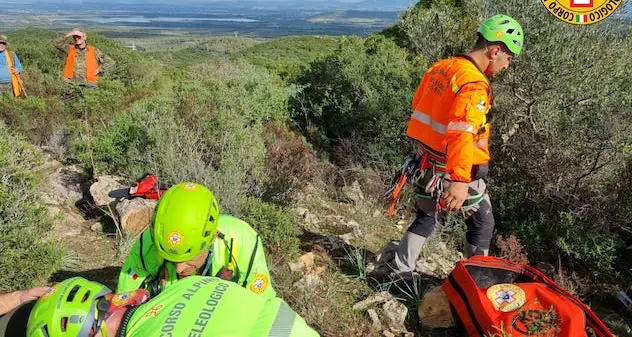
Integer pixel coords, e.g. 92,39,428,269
0,122,64,291
63,79,128,119
71,110,152,177
290,35,420,169
0,95,65,144
382,0,485,62
235,35,339,81
556,213,617,274
495,185,620,275
187,60,295,124
72,64,276,213
236,197,300,258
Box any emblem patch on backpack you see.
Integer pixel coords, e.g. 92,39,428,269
487,283,526,312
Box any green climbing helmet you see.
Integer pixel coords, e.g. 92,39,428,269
27,277,112,337
478,14,524,56
151,182,220,262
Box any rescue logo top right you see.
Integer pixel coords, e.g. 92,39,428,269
541,0,623,25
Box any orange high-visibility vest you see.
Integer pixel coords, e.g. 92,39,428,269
406,56,492,182
64,45,99,83
5,50,22,97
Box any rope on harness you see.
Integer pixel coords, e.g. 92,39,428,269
385,154,420,217
385,143,445,217
386,142,485,217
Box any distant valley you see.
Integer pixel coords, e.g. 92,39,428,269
0,1,411,38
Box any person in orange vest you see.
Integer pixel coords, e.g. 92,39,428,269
0,34,26,97
391,15,525,275
55,28,114,89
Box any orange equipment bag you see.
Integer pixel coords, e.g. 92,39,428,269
442,256,614,337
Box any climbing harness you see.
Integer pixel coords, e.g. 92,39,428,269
385,142,484,217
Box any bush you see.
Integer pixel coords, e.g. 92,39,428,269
235,35,339,81
71,109,152,177
0,122,63,291
0,95,65,144
236,197,300,258
555,212,617,275
262,122,320,204
382,0,485,62
71,60,293,213
290,35,420,170
187,60,296,124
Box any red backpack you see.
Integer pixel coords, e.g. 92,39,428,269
442,256,614,337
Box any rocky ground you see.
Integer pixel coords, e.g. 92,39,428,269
37,156,632,337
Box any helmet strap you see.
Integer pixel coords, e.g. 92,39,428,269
90,290,150,336
200,247,213,276
98,319,108,337
89,298,109,337
92,290,148,337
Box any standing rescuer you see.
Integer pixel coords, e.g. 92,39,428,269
55,28,114,88
391,14,525,275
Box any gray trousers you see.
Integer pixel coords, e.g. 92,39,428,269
393,176,495,273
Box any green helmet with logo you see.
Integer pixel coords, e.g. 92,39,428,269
479,14,524,56
27,277,111,337
151,182,220,262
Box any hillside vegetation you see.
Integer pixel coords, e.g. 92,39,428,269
2,0,632,336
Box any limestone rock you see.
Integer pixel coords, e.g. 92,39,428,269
353,291,394,311
115,198,157,235
418,286,456,328
90,175,126,206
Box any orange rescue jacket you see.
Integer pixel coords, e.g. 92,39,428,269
64,45,99,83
406,55,492,182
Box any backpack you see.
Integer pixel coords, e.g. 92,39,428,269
442,256,614,337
